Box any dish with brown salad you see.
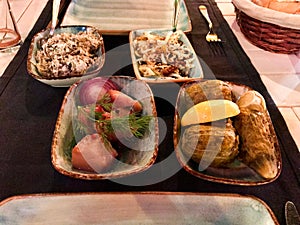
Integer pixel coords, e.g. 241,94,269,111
27,26,105,87
52,76,159,180
130,29,203,83
174,80,282,185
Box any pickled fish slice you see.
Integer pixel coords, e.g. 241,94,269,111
235,91,278,179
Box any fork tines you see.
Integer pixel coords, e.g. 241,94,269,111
208,41,226,56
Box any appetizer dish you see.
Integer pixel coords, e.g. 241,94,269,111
27,26,105,87
52,76,159,180
174,80,281,185
130,29,203,83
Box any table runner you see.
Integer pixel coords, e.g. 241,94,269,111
0,0,299,224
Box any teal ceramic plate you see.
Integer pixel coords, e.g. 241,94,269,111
62,0,192,35
0,192,279,225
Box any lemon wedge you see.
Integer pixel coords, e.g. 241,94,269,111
181,99,240,126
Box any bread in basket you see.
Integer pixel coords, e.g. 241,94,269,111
252,0,300,14
232,0,300,54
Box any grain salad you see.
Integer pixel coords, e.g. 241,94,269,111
34,28,103,78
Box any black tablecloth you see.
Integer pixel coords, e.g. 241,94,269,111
0,0,299,224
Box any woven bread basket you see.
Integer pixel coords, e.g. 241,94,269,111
232,0,300,54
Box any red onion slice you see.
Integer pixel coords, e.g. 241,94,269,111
77,77,119,105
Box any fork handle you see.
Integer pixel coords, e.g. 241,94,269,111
199,5,213,29
50,0,61,35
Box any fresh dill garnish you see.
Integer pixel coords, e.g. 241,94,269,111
97,113,152,139
68,93,152,153
96,93,112,112
65,120,88,161
65,137,76,161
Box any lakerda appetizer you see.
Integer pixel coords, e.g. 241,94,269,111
67,77,152,173
72,133,118,172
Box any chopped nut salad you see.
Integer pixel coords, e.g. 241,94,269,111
34,29,103,78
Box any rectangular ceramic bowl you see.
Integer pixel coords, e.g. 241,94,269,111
174,80,282,185
27,26,105,87
62,0,192,35
129,29,203,83
51,76,159,180
0,192,279,225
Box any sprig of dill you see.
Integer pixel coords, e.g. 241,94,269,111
96,93,112,112
97,113,152,139
67,93,153,155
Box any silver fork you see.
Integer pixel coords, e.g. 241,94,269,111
172,0,181,31
199,5,225,55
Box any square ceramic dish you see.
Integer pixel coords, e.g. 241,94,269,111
27,26,105,87
174,80,282,185
51,76,159,180
129,29,203,83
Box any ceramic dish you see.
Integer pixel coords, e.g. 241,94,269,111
0,192,279,225
62,0,192,35
27,26,105,87
129,29,203,83
174,80,282,185
51,76,159,180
